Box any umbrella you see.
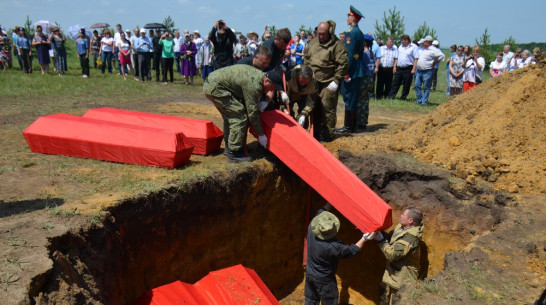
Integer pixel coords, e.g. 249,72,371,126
90,22,110,29
143,23,166,30
33,20,56,33
68,24,92,40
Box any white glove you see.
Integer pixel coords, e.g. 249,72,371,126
362,232,375,240
257,101,269,112
280,91,290,105
297,115,306,126
258,134,268,148
326,81,338,92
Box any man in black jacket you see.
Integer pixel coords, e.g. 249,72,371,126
306,203,366,305
208,20,236,70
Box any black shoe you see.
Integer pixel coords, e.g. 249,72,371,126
228,149,252,162
336,126,352,133
357,124,367,130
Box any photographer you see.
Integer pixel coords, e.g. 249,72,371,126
159,31,174,84
208,19,236,70
508,48,522,71
462,45,485,92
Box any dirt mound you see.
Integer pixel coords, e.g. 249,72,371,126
338,65,546,194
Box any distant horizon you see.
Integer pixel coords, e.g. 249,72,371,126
1,0,544,47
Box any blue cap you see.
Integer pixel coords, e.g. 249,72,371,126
364,34,374,41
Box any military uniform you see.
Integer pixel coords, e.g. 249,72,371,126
285,66,317,117
379,223,424,304
339,22,364,132
304,20,348,140
203,65,265,151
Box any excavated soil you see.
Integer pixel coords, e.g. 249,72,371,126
334,63,546,195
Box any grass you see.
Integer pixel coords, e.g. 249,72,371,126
1,41,483,213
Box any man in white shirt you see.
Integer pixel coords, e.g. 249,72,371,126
414,35,444,105
173,31,182,73
375,36,397,99
388,34,418,100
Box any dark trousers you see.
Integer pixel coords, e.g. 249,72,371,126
153,51,161,81
132,53,139,77
138,52,151,81
304,275,338,305
174,52,181,73
376,66,394,99
79,55,89,76
161,57,174,82
388,65,413,100
431,67,438,90
20,48,32,74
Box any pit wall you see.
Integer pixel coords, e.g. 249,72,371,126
46,163,314,304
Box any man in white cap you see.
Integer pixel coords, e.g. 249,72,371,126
414,35,444,105
305,203,366,305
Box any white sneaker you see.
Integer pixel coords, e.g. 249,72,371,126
82,74,88,78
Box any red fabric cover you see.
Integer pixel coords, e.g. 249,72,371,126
83,107,224,155
23,114,193,169
251,110,392,232
132,264,280,305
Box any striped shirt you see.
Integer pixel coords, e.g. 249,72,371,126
378,45,397,68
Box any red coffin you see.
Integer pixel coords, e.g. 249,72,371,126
23,114,194,169
83,107,224,155
132,264,280,305
251,110,392,232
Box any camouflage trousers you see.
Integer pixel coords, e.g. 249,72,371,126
357,76,373,126
205,94,248,151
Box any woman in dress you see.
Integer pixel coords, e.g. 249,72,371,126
180,34,197,85
48,27,67,76
99,29,114,74
117,32,135,80
32,25,50,75
448,45,465,96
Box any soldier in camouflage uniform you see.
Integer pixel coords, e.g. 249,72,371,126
304,20,348,142
203,64,275,162
374,207,424,305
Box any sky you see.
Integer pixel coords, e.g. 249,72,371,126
1,0,544,46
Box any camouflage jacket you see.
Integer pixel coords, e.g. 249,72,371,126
303,20,348,84
203,65,265,135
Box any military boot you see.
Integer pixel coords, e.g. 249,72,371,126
222,120,230,156
228,149,252,162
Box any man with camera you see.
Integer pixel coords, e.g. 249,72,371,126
209,20,237,70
